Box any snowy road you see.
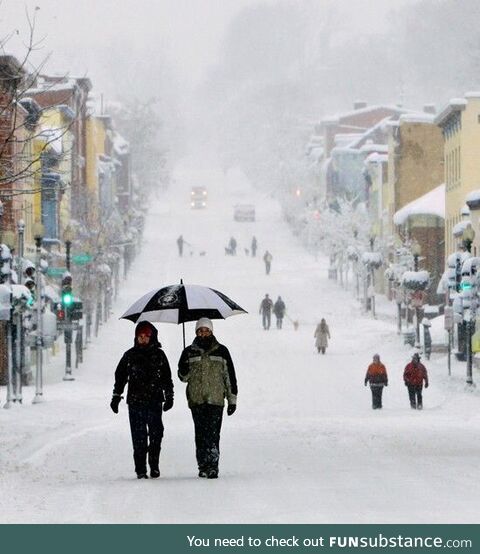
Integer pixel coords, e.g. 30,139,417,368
1,164,480,523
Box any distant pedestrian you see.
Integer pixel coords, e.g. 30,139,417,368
259,293,273,330
422,320,432,360
263,250,273,275
229,236,237,256
178,318,238,479
314,318,330,354
364,354,388,409
403,353,429,410
110,322,174,479
273,296,286,329
177,235,184,257
251,236,258,257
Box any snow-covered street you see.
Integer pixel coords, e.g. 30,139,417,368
1,164,479,524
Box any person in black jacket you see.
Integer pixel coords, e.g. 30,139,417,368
178,317,237,479
110,321,174,479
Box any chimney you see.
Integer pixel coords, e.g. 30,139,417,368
353,101,367,110
423,104,436,114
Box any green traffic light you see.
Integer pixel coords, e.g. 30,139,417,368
461,282,472,290
62,292,73,305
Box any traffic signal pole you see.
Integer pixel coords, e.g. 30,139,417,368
63,242,74,381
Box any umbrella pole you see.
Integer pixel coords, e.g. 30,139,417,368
181,278,185,348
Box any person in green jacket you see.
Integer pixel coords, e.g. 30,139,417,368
178,318,238,479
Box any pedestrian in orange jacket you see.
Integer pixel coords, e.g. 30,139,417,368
364,354,388,409
403,353,429,410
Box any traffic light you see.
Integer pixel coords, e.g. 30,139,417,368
61,273,73,308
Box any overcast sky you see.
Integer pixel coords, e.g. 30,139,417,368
1,0,416,101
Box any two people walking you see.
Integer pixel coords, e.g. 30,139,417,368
364,352,429,410
111,317,237,480
259,294,286,330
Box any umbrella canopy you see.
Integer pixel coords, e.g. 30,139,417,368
120,283,247,324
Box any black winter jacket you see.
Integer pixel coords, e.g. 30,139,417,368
113,323,174,408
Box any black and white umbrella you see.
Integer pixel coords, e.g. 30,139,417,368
120,283,247,346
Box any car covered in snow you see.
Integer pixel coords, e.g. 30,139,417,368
233,203,255,222
191,186,207,209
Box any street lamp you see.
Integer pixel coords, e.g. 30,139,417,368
411,239,422,345
16,219,25,403
32,222,44,404
462,223,475,253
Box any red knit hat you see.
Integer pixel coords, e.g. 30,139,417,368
136,322,153,337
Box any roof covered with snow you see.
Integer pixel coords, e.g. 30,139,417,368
435,98,468,126
393,184,445,225
399,113,436,124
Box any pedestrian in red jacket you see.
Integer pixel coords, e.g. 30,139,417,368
403,353,429,410
364,354,388,409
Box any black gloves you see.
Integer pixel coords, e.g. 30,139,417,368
227,404,236,416
110,395,121,413
364,380,368,387
425,383,429,389
163,398,174,412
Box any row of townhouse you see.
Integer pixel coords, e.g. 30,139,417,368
0,56,134,250
0,54,139,384
305,94,480,309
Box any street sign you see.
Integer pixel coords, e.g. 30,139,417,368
47,267,67,277
72,254,93,265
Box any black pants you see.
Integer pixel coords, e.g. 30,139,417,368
191,404,224,473
370,385,384,409
262,312,271,330
276,316,283,329
128,405,164,475
265,262,271,274
407,385,423,409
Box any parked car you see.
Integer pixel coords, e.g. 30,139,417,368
191,186,207,209
233,204,255,222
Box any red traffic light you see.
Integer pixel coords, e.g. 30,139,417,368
56,309,65,321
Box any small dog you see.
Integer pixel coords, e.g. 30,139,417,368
244,248,250,256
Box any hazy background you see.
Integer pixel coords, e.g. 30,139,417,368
2,0,479,184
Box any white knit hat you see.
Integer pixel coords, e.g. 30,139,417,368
195,317,213,332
